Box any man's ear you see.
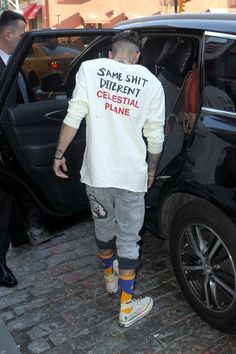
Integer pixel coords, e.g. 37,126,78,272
108,50,113,59
4,29,12,41
132,51,140,64
136,51,141,63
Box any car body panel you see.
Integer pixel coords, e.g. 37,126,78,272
115,13,236,35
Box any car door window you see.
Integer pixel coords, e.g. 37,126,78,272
203,34,236,113
22,35,106,101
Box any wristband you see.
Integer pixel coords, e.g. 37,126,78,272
54,156,64,160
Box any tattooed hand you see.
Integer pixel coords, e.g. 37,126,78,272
53,123,78,179
53,156,68,179
147,152,161,188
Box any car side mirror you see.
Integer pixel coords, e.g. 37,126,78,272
41,72,63,92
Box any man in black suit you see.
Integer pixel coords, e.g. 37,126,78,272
0,10,26,287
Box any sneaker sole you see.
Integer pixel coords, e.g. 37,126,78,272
119,298,153,328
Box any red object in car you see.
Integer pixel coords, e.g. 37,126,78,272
50,61,59,70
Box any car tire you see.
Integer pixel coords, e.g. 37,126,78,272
170,199,236,334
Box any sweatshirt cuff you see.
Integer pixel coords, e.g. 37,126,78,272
63,114,82,129
147,141,163,154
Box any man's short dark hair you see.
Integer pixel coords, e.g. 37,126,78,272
0,10,26,32
112,31,141,51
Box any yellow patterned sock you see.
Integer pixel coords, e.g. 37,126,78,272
119,273,135,314
99,252,114,276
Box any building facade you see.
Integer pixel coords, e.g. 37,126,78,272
20,0,236,30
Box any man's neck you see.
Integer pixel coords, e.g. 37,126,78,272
113,56,131,64
0,40,10,55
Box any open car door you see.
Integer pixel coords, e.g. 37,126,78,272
0,28,198,222
0,29,119,216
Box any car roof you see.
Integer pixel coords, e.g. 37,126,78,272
115,13,236,35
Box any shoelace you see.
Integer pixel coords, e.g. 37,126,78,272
124,297,143,306
132,297,142,302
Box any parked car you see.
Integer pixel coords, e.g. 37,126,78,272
0,13,236,334
22,42,81,89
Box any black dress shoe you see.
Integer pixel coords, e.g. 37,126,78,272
0,264,17,287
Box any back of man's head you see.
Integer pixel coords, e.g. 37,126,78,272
111,31,141,58
0,10,26,33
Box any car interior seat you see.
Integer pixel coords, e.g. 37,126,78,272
140,37,164,76
157,37,194,78
156,37,196,118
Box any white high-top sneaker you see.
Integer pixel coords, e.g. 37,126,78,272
104,273,119,294
119,297,153,327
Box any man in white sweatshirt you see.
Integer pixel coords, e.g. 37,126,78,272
53,31,165,328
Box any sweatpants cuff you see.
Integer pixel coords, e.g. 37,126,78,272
95,236,116,251
118,257,140,270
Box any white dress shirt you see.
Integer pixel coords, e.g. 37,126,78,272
0,49,10,65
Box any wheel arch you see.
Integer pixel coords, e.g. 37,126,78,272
160,191,236,240
160,192,207,239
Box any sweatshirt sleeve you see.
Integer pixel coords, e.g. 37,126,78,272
63,63,89,129
143,79,165,154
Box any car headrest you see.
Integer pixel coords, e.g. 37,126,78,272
140,38,163,74
156,37,195,76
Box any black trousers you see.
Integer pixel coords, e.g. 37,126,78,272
0,189,12,264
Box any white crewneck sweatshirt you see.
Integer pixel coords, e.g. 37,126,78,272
64,58,165,192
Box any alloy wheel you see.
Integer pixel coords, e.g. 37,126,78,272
179,224,236,312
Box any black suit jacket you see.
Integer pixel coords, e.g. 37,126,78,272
0,56,34,104
0,57,13,258
0,56,19,106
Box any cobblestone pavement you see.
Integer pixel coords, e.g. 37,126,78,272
1,219,236,354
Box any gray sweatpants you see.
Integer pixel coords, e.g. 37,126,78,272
86,185,145,270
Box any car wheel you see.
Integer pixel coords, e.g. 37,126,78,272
170,199,236,334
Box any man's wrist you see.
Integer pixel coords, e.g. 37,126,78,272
147,152,161,178
54,148,64,160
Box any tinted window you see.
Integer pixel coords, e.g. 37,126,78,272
203,35,236,113
21,35,109,102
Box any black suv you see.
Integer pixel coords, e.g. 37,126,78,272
0,13,236,333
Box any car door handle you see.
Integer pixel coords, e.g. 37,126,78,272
45,109,67,121
155,175,171,180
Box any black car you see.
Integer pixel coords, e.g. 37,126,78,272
0,13,236,333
